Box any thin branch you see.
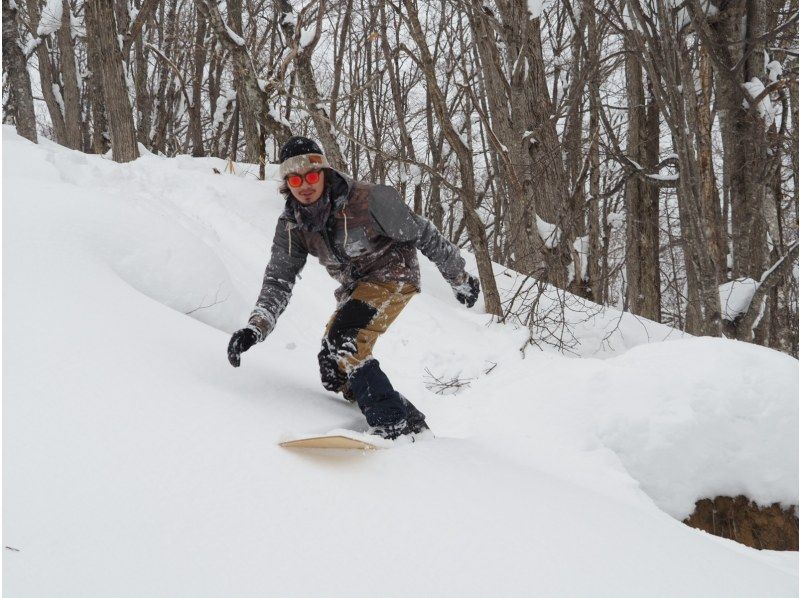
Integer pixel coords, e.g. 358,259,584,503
146,42,194,108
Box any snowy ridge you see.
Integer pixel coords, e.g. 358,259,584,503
3,127,797,596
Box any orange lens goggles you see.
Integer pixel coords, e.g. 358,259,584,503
286,170,321,188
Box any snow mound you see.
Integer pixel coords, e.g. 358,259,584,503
594,338,797,519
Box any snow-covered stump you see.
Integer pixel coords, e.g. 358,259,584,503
684,496,798,551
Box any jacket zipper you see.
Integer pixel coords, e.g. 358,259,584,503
323,218,347,266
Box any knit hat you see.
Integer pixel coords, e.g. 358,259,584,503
278,136,330,178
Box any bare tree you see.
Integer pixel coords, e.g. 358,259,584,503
280,0,347,170
190,8,207,157
85,0,139,162
56,0,82,149
396,0,502,316
623,37,661,321
26,0,68,144
195,0,292,165
3,0,38,142
227,0,261,162
5,0,795,354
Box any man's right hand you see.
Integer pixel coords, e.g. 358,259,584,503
228,328,258,367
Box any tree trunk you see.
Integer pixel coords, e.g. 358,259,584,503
425,88,444,230
380,1,419,200
402,0,502,316
466,1,541,276
280,0,346,170
190,10,207,157
151,0,178,154
85,0,140,162
86,13,110,154
195,0,291,154
26,0,68,144
698,0,771,339
227,0,261,162
714,0,769,284
624,46,661,321
56,0,82,149
626,0,721,336
3,0,38,142
497,0,571,287
697,43,726,284
134,37,152,148
563,3,591,299
329,0,353,126
586,0,602,304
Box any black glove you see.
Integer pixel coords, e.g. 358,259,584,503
454,274,480,308
228,328,258,367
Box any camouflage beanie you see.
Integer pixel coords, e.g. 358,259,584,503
278,136,330,178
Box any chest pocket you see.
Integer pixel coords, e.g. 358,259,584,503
336,225,372,258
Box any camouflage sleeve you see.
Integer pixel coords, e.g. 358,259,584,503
247,218,308,342
369,185,467,287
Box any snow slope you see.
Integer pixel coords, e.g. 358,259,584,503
3,128,798,596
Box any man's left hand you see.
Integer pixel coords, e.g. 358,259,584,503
454,274,480,308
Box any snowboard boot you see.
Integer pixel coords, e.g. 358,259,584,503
368,418,410,440
400,395,429,434
369,399,428,440
349,359,406,422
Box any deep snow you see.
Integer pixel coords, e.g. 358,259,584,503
3,127,798,596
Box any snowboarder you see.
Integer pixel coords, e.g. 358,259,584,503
227,136,480,439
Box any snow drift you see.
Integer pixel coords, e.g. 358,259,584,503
3,127,797,596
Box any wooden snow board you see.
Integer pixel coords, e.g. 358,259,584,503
279,434,385,450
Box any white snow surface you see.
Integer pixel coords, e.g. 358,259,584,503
3,127,798,597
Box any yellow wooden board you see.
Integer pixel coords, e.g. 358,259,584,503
279,435,383,450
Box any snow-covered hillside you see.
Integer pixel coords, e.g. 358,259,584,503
4,127,798,596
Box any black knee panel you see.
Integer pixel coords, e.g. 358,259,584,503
318,299,377,392
318,338,349,392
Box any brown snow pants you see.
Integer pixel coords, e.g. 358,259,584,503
317,280,418,393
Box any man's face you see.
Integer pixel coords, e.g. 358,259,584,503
287,169,325,205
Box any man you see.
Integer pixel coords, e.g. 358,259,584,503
227,136,480,439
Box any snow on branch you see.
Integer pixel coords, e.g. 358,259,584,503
536,216,562,249
37,0,63,37
299,27,316,49
719,278,759,322
722,243,799,338
193,0,292,143
573,235,589,282
225,25,245,46
742,77,780,128
526,0,544,19
644,172,678,182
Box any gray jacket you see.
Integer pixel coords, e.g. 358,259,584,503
247,170,468,341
